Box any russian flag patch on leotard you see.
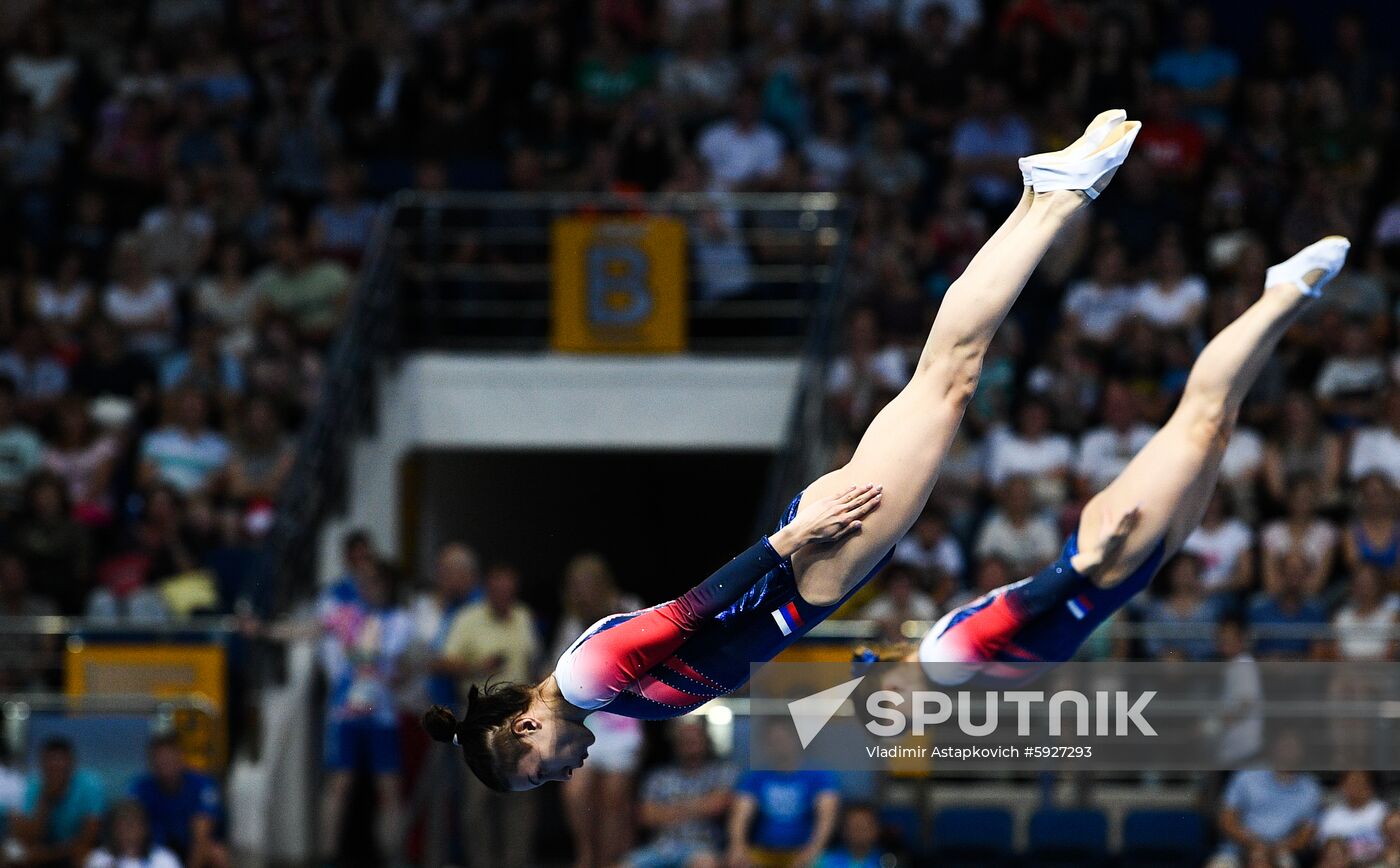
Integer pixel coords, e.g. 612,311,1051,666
772,601,805,636
1067,594,1095,620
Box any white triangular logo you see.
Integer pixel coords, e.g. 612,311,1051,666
788,676,865,749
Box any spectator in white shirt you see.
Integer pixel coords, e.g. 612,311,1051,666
1260,477,1336,599
103,238,177,360
696,87,783,192
137,387,230,497
1062,243,1138,345
987,398,1074,510
1315,321,1386,426
892,510,965,592
1183,491,1255,595
1349,390,1400,487
1331,566,1398,661
1075,382,1156,495
1134,235,1208,333
1218,426,1265,521
861,563,939,643
1315,771,1387,864
974,476,1060,577
826,308,909,433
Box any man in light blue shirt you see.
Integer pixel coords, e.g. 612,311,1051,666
1213,731,1320,867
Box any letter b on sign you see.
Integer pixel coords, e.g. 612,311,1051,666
586,245,651,325
552,217,687,352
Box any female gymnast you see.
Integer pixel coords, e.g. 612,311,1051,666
422,111,1143,791
898,235,1351,687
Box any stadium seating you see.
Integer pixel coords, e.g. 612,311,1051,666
1027,807,1110,867
928,806,1015,868
1121,809,1210,868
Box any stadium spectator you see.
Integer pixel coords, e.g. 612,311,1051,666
1316,321,1387,428
309,163,378,264
12,471,91,616
1350,394,1400,487
624,719,735,868
696,86,783,193
1332,566,1398,662
82,799,180,868
43,397,119,525
1373,811,1400,867
1143,554,1221,662
1151,5,1239,135
408,542,482,710
1075,382,1156,495
128,733,228,868
1260,477,1336,599
315,552,410,866
974,475,1061,578
11,738,106,868
1211,732,1320,868
137,388,229,498
0,323,68,414
1263,394,1344,509
727,723,840,868
1215,618,1263,767
224,395,292,507
250,229,351,344
818,803,886,868
1062,242,1137,347
860,562,939,642
193,242,256,358
986,398,1074,510
825,308,908,435
550,553,643,868
890,510,964,592
1184,491,1256,597
1316,770,1387,864
0,376,43,514
1249,552,1328,661
856,115,924,201
103,239,178,361
0,742,23,849
1343,475,1400,581
948,79,1031,209
442,564,540,868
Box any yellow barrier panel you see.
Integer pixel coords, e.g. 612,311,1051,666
65,643,227,771
551,216,687,352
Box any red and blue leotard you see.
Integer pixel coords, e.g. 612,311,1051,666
919,532,1167,685
553,493,893,720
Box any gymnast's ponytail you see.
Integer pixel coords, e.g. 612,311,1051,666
422,681,535,792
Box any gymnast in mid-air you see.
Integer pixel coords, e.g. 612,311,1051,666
896,232,1350,687
423,111,1148,791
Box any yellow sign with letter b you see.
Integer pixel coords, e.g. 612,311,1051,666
551,216,687,353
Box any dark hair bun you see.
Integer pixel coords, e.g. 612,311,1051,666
422,705,461,745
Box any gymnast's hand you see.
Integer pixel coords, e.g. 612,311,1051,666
771,484,883,556
1070,502,1142,576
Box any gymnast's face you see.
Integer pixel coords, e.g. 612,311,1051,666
502,707,596,791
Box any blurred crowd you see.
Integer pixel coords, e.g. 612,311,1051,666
5,0,1400,865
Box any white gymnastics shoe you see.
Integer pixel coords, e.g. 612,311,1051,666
1022,120,1140,200
1019,109,1127,187
1264,236,1351,298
